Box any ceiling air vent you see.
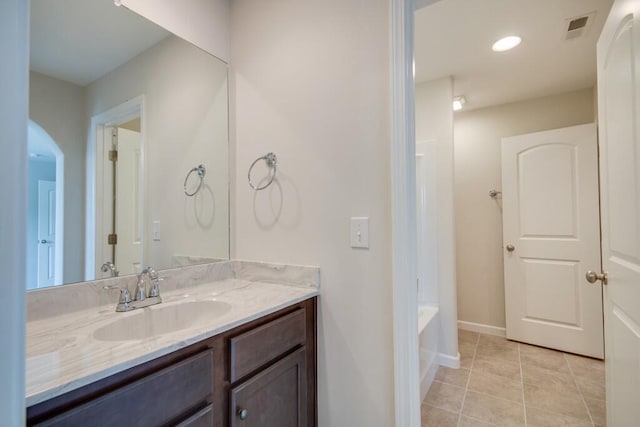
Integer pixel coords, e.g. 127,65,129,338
564,12,596,40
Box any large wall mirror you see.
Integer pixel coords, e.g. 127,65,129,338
27,0,229,290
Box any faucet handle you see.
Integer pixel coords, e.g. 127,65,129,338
103,285,132,306
119,287,132,304
148,276,168,298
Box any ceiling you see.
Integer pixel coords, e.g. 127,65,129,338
414,0,614,110
30,0,169,86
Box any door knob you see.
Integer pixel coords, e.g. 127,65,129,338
506,244,515,252
586,270,608,285
40,240,48,244
237,408,248,420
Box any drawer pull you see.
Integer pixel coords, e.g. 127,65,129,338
237,407,249,420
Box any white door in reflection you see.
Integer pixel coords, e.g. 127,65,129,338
37,180,56,288
100,124,143,277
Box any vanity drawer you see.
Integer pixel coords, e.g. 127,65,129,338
35,349,214,427
230,308,306,382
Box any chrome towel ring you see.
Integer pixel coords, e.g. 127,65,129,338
184,164,206,196
248,152,277,190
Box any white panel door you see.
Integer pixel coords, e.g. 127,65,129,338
115,127,143,275
598,1,640,424
37,180,55,288
502,123,603,358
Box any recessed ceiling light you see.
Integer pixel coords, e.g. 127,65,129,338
453,96,466,111
492,36,522,52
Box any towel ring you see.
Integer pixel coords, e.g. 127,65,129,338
248,152,277,191
184,164,206,196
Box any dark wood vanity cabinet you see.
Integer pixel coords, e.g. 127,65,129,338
27,297,317,427
230,348,307,427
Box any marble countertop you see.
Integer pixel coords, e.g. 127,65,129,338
26,261,319,407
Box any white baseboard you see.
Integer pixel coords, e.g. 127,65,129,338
458,320,506,337
438,352,460,369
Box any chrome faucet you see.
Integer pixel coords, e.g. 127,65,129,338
111,266,163,312
100,261,119,278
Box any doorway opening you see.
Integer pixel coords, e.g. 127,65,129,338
86,96,145,280
27,120,64,289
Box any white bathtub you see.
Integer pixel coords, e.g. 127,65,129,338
418,305,440,400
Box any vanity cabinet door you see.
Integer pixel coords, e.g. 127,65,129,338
176,404,214,427
33,349,213,427
230,348,307,427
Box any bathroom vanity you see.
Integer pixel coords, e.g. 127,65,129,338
25,261,319,427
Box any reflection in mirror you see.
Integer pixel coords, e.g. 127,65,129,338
27,0,229,290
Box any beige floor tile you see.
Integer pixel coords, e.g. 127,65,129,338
565,353,605,383
459,341,477,356
520,347,571,374
460,354,473,370
576,376,606,400
522,363,578,393
585,398,606,426
467,370,523,403
458,415,496,426
476,344,520,362
423,381,466,413
434,366,470,387
473,355,521,380
459,342,477,369
519,342,563,356
478,334,519,349
526,407,593,426
462,390,525,426
420,403,459,427
458,329,479,345
524,382,591,421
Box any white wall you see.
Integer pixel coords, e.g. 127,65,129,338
231,1,394,425
29,71,86,284
415,77,459,360
85,35,229,269
454,88,595,328
0,0,27,423
121,0,230,63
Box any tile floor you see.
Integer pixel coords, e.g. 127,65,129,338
421,330,606,427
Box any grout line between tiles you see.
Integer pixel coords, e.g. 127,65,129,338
459,413,500,426
564,352,597,427
518,343,528,427
456,332,479,427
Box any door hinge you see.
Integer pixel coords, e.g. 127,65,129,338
108,234,118,245
108,150,118,162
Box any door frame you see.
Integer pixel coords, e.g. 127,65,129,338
391,0,421,426
86,96,146,280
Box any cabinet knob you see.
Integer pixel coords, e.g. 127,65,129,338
237,408,249,420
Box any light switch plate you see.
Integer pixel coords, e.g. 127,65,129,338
350,217,369,249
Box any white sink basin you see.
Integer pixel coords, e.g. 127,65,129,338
93,300,232,342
